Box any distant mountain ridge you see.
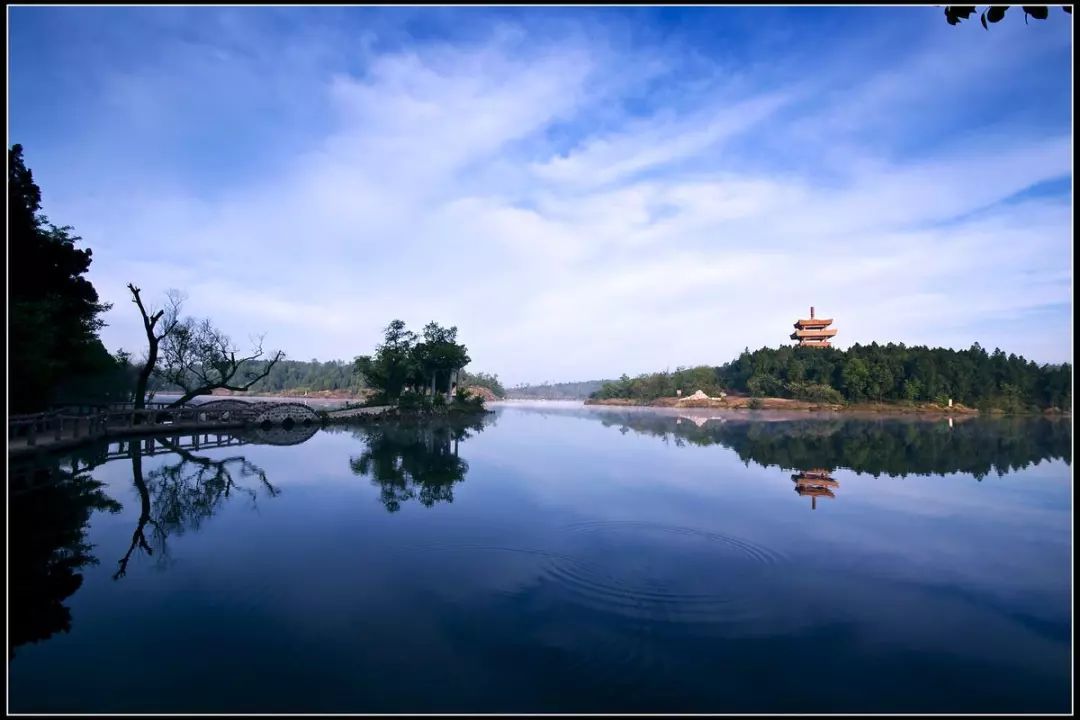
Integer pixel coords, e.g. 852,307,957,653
506,379,612,400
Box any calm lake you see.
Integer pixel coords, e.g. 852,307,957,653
8,403,1073,713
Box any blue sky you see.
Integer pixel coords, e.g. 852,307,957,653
8,6,1073,384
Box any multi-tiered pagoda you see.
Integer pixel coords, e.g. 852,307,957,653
791,306,836,347
792,470,839,510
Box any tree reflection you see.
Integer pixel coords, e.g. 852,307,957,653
596,412,1071,479
347,417,485,511
11,429,295,657
9,462,121,658
114,438,279,579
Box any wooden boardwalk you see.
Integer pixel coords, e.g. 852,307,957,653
7,418,246,456
8,401,397,458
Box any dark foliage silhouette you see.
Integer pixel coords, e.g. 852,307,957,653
9,465,121,657
944,5,1071,28
347,417,485,511
8,144,125,411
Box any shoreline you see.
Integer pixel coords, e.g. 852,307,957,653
584,396,1068,416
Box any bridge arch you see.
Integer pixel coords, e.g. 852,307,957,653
235,424,320,446
192,399,257,423
248,402,321,429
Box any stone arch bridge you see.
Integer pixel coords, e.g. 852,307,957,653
191,400,321,429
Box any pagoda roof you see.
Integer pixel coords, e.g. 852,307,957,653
793,470,837,481
791,328,837,339
795,487,835,498
795,477,840,488
796,340,833,347
793,318,833,328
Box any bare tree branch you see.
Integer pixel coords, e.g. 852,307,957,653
128,284,186,410
154,315,285,407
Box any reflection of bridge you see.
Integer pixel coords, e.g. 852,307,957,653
8,400,328,457
792,469,839,510
8,423,321,494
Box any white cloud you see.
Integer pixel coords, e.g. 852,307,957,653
15,10,1069,385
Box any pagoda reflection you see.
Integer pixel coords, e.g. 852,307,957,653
791,469,839,510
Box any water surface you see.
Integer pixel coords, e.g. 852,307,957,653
8,404,1072,713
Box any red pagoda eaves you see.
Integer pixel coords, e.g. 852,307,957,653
791,306,836,347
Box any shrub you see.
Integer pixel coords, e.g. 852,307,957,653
451,387,484,411
398,390,427,411
789,382,843,404
747,374,784,398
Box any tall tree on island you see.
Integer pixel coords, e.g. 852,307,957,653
354,319,470,402
412,322,470,402
354,320,418,401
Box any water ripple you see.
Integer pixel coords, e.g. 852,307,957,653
402,521,788,629
537,520,788,626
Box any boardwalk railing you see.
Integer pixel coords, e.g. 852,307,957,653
8,404,247,450
7,429,267,498
10,399,385,456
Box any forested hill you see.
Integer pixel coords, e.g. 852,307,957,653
507,380,611,399
147,360,510,398
150,359,364,395
591,343,1071,413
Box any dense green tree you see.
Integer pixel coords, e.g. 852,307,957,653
354,320,418,401
411,322,470,398
841,357,871,401
354,320,471,403
9,144,120,412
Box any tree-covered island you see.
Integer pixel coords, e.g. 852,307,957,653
589,343,1071,414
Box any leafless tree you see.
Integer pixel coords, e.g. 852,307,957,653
127,284,183,410
127,284,284,408
158,318,284,407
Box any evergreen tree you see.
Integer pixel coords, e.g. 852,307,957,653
9,144,119,412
